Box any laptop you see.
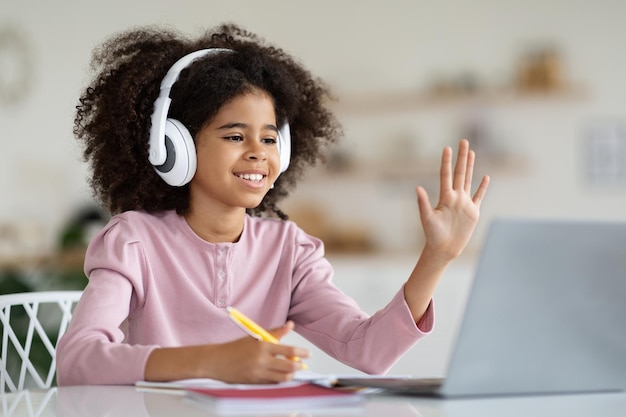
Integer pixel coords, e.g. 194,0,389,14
337,218,626,397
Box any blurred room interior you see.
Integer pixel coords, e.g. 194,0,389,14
1,0,625,377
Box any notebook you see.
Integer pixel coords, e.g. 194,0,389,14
184,382,364,414
337,218,626,397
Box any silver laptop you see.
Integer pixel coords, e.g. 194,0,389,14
337,218,626,397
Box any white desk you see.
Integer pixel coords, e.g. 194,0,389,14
3,386,626,417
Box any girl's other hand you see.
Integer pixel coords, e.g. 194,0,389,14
202,321,310,384
144,321,309,384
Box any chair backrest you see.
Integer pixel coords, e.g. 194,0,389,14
0,291,82,393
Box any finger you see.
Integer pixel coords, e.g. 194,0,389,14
472,175,490,206
464,150,475,193
269,353,307,373
268,321,294,340
416,186,433,223
439,146,453,197
248,353,298,384
271,343,310,361
453,139,469,190
259,349,303,374
258,366,297,383
264,341,310,371
261,336,310,361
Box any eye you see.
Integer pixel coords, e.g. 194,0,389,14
262,137,277,145
224,135,243,142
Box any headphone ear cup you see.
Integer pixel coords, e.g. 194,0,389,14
152,118,197,186
277,123,291,174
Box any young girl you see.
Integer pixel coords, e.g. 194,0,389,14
56,23,489,386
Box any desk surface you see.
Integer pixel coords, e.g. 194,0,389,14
3,386,626,417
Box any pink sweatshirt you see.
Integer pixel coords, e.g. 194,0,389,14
56,210,433,385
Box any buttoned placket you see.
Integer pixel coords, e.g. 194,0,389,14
214,245,231,308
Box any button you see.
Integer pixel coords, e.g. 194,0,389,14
219,247,228,255
217,298,225,306
218,271,226,279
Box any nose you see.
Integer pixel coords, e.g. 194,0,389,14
245,140,267,162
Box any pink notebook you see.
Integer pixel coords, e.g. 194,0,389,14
185,382,364,413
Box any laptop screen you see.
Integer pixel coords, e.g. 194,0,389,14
441,218,626,397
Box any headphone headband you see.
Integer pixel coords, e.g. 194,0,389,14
149,48,291,187
149,49,231,166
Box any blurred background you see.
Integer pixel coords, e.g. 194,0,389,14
1,0,625,377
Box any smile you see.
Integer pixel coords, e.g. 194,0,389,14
235,173,265,182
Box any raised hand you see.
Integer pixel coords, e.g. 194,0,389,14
404,139,489,323
415,139,489,261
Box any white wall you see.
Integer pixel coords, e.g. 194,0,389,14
2,0,626,376
3,0,625,246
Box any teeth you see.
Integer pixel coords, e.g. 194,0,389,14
237,173,264,182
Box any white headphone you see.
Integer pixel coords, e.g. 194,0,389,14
149,49,291,187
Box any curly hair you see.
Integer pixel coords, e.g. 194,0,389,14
74,23,341,219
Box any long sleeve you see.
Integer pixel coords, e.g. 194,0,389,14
56,218,158,385
286,228,433,374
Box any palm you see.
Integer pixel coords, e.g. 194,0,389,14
417,140,489,260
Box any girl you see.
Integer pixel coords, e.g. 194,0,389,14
56,23,489,385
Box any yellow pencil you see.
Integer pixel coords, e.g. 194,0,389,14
226,306,307,369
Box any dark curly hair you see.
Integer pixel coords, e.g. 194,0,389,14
74,23,341,219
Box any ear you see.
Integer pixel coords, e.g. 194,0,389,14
151,118,197,186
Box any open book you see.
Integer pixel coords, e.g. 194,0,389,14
134,370,338,393
135,370,410,392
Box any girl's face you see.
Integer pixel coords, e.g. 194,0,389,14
188,89,281,214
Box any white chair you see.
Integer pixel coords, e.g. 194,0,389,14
0,291,82,393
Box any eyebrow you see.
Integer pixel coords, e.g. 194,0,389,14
217,122,278,133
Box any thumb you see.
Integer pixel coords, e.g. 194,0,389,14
269,320,295,341
416,186,433,223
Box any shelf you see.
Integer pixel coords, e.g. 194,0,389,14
305,153,528,183
329,84,588,115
